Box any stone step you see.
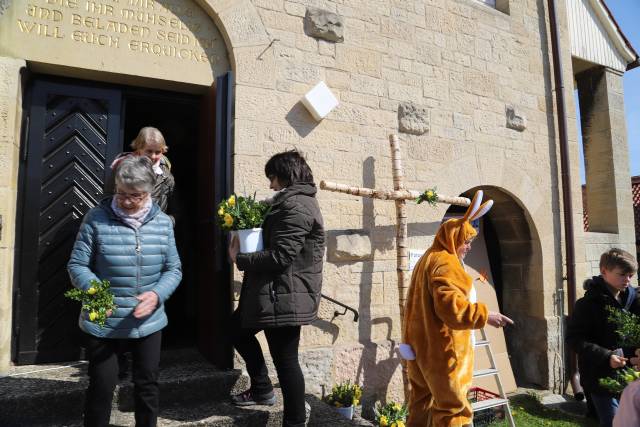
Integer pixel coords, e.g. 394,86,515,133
6,389,370,427
0,349,373,427
0,349,248,424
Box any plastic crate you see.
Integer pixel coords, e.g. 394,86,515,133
467,387,505,426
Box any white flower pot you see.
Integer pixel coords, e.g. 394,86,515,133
236,228,264,253
335,405,354,420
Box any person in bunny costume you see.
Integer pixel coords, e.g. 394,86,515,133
400,190,513,427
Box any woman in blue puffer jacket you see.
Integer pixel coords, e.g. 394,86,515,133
68,156,182,427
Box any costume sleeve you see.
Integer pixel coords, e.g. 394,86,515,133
430,262,488,330
566,298,613,368
236,205,313,273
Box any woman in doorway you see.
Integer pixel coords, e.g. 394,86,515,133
68,156,182,427
228,150,325,427
111,126,175,213
110,126,176,379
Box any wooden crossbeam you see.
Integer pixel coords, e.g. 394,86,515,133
320,134,472,397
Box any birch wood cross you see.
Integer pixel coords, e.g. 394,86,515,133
320,134,470,326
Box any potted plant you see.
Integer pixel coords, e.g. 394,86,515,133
374,401,408,427
324,381,362,420
217,193,270,253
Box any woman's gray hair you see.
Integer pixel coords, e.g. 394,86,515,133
114,156,156,193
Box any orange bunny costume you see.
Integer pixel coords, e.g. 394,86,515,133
401,191,493,426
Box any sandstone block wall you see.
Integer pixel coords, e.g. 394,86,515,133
0,58,25,374
227,0,589,397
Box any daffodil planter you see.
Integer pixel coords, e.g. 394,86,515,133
335,405,354,420
236,228,264,253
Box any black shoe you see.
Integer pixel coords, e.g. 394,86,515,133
231,390,276,406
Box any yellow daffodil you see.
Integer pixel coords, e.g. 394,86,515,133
89,311,98,321
426,190,434,198
224,213,233,227
396,421,405,427
217,207,224,216
228,195,236,207
391,422,397,427
354,399,360,406
379,415,388,426
87,287,97,295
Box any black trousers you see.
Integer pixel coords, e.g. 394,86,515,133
231,310,306,427
83,330,162,427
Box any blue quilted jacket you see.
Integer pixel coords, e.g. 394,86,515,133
67,198,182,338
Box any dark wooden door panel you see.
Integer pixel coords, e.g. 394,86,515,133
15,78,122,364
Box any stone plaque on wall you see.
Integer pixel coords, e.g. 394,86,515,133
0,0,229,86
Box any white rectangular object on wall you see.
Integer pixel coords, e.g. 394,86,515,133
301,81,339,121
409,249,426,271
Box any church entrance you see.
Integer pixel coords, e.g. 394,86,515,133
13,73,233,368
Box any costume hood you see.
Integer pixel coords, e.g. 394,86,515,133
431,190,493,256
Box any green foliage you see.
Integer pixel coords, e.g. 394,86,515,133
415,188,438,206
374,401,408,427
64,279,117,327
599,367,640,394
606,305,640,347
487,394,598,426
217,193,270,231
324,381,362,408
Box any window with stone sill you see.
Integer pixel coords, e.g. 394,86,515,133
475,0,510,14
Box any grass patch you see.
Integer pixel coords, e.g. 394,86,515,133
478,394,599,427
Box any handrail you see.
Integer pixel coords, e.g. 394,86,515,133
321,294,359,322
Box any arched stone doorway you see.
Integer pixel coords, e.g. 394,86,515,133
0,0,273,369
446,186,548,388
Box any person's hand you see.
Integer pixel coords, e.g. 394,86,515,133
487,311,514,328
133,291,159,319
610,354,628,369
228,234,239,264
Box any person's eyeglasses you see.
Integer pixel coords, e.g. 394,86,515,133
115,192,147,202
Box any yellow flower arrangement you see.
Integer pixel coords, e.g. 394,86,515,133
416,187,438,206
374,401,408,427
65,279,117,327
217,193,269,232
324,381,362,408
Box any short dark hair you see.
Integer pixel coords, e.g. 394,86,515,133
600,248,638,275
264,150,314,187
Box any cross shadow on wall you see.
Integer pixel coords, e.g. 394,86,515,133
323,156,441,415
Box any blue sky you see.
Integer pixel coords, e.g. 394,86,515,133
576,1,640,182
608,0,640,178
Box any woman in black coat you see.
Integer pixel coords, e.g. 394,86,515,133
228,150,325,427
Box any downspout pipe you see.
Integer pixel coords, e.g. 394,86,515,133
547,0,582,398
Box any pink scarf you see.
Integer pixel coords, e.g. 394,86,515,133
111,196,152,229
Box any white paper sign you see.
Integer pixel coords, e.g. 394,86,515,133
409,249,426,271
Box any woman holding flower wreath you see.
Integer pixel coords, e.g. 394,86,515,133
68,156,182,427
227,150,325,427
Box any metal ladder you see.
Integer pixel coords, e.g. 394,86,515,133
471,328,515,427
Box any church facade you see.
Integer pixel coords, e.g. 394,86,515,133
0,0,637,403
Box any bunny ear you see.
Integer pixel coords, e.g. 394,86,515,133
469,200,493,221
462,190,483,221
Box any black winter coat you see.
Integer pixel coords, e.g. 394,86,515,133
565,276,640,394
236,183,325,328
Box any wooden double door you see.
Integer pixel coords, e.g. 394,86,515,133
13,73,234,368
